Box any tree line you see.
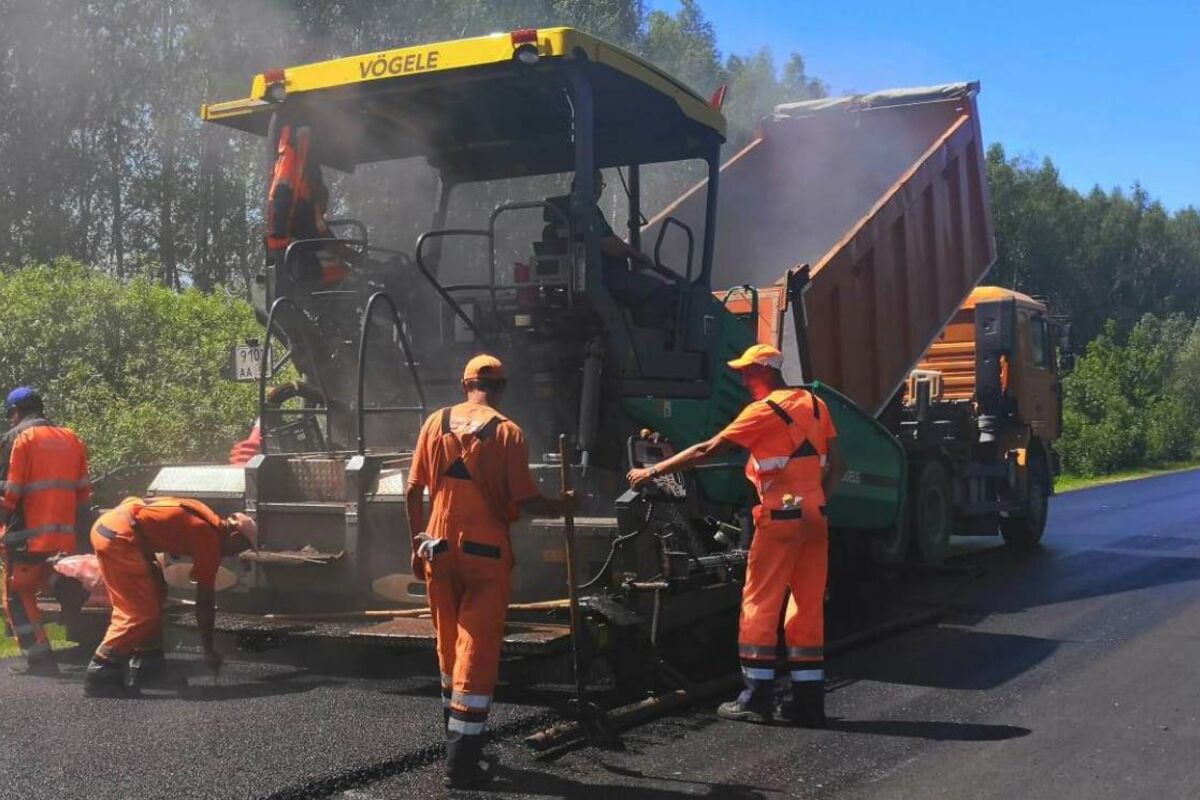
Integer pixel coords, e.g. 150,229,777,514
1,0,1198,475
0,0,822,292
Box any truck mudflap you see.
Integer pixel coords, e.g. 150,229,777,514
810,381,906,532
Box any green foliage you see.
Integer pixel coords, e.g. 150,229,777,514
1059,316,1200,475
0,260,259,474
987,144,1200,346
0,0,823,290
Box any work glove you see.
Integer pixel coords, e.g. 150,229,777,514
414,532,448,562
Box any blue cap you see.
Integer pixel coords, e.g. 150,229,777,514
5,386,40,412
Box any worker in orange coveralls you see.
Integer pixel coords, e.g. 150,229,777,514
629,343,846,727
83,497,257,697
406,354,571,789
0,386,91,676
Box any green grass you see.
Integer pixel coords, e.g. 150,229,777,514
1055,460,1200,494
0,623,73,659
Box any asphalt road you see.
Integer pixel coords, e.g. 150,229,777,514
3,470,1199,800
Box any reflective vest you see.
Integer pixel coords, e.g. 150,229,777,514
266,125,349,285
744,388,830,513
1,423,90,555
267,124,312,252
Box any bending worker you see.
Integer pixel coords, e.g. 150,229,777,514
84,497,257,696
0,387,90,676
406,354,571,790
628,344,845,727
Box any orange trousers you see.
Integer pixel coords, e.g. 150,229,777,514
91,529,165,662
738,509,828,682
2,556,54,659
425,534,511,736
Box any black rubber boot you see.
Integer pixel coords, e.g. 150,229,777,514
779,680,826,728
445,730,496,790
83,655,134,698
8,650,59,677
717,671,776,724
128,650,169,689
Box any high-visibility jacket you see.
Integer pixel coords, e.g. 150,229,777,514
267,125,349,285
0,418,90,555
267,124,313,253
95,497,229,589
720,388,837,515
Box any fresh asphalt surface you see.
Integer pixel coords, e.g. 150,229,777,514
3,470,1200,800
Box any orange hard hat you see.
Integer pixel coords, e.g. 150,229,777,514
463,354,506,382
727,343,784,371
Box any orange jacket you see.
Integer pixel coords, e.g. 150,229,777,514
719,388,837,514
267,125,349,285
1,419,90,555
94,497,229,589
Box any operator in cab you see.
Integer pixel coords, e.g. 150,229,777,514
0,387,91,676
267,123,353,287
547,171,676,328
405,354,572,790
628,343,846,727
83,497,258,697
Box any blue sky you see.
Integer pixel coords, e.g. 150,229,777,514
650,0,1198,211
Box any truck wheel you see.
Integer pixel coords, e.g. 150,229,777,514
911,462,952,566
1001,455,1050,551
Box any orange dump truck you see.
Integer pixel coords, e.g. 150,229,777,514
653,83,1063,565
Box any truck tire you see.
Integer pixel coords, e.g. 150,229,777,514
1001,454,1050,551
911,462,952,566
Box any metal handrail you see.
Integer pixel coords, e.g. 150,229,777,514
720,284,760,320
282,235,368,277
488,200,576,314
413,229,493,345
258,296,331,454
355,291,428,455
653,215,696,284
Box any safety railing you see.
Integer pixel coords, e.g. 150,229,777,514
413,200,576,329
258,296,332,455
355,291,428,455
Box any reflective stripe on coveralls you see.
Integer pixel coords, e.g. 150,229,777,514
1,423,90,555
90,499,227,662
718,388,837,695
1,421,89,661
407,400,540,771
1,559,55,657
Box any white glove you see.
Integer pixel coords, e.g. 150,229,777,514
414,532,448,561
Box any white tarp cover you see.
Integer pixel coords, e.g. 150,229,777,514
773,81,978,120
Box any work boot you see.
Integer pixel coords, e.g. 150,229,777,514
8,651,59,677
778,679,827,728
83,655,134,698
717,668,776,724
128,650,169,689
445,728,496,790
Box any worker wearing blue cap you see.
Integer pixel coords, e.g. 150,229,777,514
1,387,91,675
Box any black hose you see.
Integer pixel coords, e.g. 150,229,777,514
578,501,653,591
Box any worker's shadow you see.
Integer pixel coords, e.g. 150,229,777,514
827,718,1030,741
492,763,770,800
